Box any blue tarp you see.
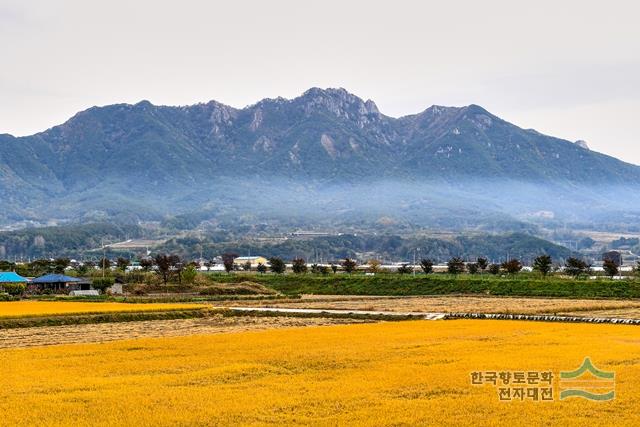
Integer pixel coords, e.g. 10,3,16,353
32,274,81,284
0,272,28,283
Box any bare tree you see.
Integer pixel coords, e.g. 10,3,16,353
466,262,479,274
154,254,172,286
116,257,130,272
269,257,286,274
564,257,590,278
501,259,522,274
140,258,154,272
476,257,488,273
222,253,237,274
533,255,552,276
397,263,412,275
292,258,307,274
420,258,434,274
447,257,465,275
603,258,619,279
341,258,357,274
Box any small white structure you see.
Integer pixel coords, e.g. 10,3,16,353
69,290,100,296
202,264,226,272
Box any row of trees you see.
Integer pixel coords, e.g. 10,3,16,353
221,256,354,275
0,258,73,277
0,253,629,284
148,254,199,286
234,255,628,279
0,257,141,277
103,254,199,287
412,255,623,278
405,256,614,278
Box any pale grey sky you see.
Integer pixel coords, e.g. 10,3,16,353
1,0,639,164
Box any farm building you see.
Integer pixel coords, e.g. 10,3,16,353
30,274,91,294
0,272,28,292
0,271,28,284
233,256,268,268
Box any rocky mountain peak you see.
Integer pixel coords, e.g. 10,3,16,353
364,99,380,115
574,140,589,150
134,100,154,109
298,87,381,125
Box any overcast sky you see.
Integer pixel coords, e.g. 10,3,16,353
1,0,639,164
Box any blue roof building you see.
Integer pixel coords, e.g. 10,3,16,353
31,274,81,284
0,272,28,283
31,274,88,293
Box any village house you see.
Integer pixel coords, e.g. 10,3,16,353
30,274,92,294
0,271,28,292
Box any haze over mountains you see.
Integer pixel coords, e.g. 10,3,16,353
1,88,639,230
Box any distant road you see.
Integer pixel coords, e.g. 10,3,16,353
88,239,167,251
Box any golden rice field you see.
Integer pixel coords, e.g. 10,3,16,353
0,301,206,318
2,319,640,426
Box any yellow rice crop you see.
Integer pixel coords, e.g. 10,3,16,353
2,319,640,426
0,301,205,318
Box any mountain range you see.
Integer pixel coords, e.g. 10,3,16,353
1,88,639,229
